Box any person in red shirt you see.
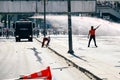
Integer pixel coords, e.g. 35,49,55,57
88,25,100,47
42,36,51,47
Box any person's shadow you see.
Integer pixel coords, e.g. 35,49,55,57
28,47,42,63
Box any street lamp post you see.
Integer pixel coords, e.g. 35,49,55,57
35,1,38,26
43,0,46,37
67,0,74,54
36,0,38,14
35,0,38,37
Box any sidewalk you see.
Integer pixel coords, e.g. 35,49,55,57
35,35,120,80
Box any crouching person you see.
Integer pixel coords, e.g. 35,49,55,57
42,36,50,47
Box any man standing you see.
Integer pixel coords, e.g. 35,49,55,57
88,25,100,47
5,28,9,39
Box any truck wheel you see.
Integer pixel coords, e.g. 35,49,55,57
29,38,33,42
16,38,20,42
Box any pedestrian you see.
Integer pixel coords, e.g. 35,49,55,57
41,36,50,47
37,29,39,38
46,36,50,47
42,37,48,47
88,25,100,47
6,28,9,39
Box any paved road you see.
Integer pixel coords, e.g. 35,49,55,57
0,37,90,80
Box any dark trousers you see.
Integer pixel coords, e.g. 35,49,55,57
88,35,97,47
42,38,48,47
46,40,50,47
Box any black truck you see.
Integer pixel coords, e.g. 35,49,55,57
14,20,35,42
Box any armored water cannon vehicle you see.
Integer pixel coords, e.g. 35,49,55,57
13,20,35,42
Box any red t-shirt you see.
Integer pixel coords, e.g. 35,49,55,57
89,29,95,36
